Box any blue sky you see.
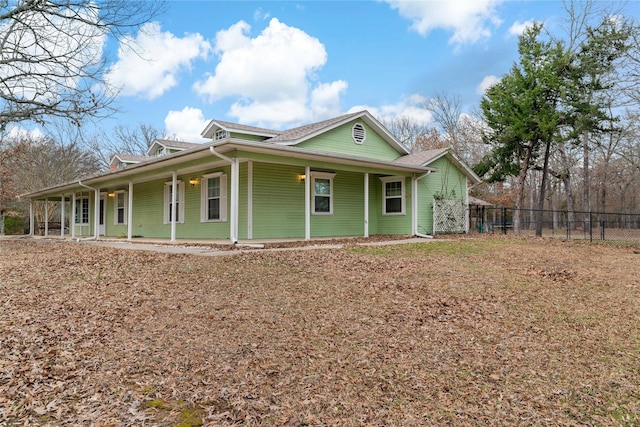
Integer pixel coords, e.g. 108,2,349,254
24,0,640,143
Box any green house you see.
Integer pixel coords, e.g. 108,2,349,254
22,111,480,243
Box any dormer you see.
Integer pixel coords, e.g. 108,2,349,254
201,120,279,142
109,154,150,171
146,139,202,157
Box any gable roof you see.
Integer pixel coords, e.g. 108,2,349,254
264,110,409,155
395,147,482,184
201,119,279,139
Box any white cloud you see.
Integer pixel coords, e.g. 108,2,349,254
5,125,45,141
164,107,209,142
508,20,534,36
193,18,346,128
384,0,503,45
348,93,432,125
105,22,211,99
477,75,500,94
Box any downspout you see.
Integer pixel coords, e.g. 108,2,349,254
209,146,238,244
413,171,433,239
78,179,99,240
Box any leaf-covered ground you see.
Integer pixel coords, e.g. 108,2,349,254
1,236,639,426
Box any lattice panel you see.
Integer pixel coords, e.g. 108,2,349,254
433,199,468,234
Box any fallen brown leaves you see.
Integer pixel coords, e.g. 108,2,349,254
1,236,639,426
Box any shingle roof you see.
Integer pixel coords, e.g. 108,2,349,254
393,148,449,166
155,139,203,150
264,112,362,143
113,154,150,163
214,120,279,136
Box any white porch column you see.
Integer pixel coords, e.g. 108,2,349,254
60,195,65,237
171,171,177,242
364,173,369,238
304,166,310,241
93,188,100,239
44,198,49,237
127,181,133,240
71,193,76,238
29,201,34,235
230,157,239,243
412,176,418,235
247,161,253,240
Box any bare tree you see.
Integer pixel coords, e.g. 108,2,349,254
380,116,429,152
84,123,165,169
0,0,165,130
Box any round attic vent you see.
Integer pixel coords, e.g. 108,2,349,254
352,122,366,145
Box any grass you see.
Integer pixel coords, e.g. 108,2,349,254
0,235,639,426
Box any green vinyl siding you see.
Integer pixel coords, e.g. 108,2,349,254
230,132,268,142
310,170,364,237
296,121,401,161
369,176,413,235
417,157,467,234
251,163,306,239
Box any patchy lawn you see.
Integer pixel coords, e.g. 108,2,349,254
1,236,639,426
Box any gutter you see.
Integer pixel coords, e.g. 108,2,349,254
77,179,99,241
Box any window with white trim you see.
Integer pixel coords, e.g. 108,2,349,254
312,172,335,215
200,173,227,222
74,195,89,225
164,181,185,224
114,191,128,225
380,176,405,215
214,129,228,141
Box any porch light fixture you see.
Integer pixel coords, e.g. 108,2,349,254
299,174,306,182
108,192,115,197
189,178,199,187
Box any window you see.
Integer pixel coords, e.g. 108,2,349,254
75,195,89,224
164,181,185,224
352,122,366,145
312,172,335,215
114,191,128,225
200,173,227,222
380,176,405,215
214,129,228,141
156,146,165,157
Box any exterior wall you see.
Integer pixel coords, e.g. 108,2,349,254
70,191,95,237
296,121,401,162
251,163,306,239
369,176,413,235
417,157,468,234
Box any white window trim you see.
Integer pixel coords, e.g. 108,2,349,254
380,176,406,216
200,172,228,222
163,181,185,224
311,171,336,215
74,194,90,225
113,190,128,225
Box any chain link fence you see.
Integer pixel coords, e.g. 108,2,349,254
470,206,640,244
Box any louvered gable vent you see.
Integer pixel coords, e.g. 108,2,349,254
352,122,366,145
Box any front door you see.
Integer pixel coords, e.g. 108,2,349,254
99,196,106,235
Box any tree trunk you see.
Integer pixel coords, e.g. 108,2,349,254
535,140,552,237
514,145,534,235
582,131,591,232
